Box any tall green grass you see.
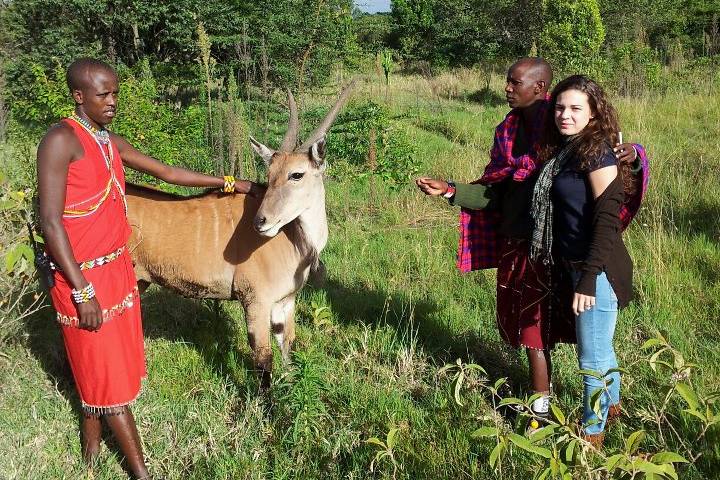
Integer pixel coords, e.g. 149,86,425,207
1,69,719,479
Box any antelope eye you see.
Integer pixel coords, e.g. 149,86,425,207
289,172,305,181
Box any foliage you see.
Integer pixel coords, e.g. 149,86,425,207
0,0,360,109
540,0,606,74
462,333,715,479
390,0,542,68
606,37,663,96
326,100,420,189
9,63,72,131
0,169,45,349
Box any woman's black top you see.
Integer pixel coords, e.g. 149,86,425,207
552,149,633,308
552,150,616,260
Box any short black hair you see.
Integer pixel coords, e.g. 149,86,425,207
511,57,553,88
66,58,116,92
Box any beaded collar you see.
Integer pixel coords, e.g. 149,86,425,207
70,112,110,145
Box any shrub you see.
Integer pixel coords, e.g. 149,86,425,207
540,0,605,75
0,168,44,348
325,100,419,189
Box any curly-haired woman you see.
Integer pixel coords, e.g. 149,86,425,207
531,75,638,447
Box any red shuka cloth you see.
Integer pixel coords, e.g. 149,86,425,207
48,119,145,414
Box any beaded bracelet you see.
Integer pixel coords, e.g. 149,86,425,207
223,175,236,193
71,283,96,304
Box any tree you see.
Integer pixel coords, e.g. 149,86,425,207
540,0,606,74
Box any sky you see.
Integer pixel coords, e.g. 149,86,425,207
355,0,391,13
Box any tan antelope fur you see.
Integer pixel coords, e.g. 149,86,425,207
126,83,354,385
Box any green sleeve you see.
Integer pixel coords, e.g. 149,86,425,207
449,183,498,210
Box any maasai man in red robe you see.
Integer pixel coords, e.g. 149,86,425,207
36,58,263,479
416,57,648,426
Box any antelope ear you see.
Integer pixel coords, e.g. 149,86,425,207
310,137,327,171
250,136,275,165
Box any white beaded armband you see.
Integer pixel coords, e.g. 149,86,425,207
71,283,96,304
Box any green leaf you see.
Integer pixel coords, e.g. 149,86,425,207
648,349,665,372
529,424,558,443
489,441,504,469
651,451,689,464
508,433,552,458
454,370,465,406
19,243,34,263
641,338,665,349
682,408,707,422
675,383,699,410
604,367,628,376
550,404,566,424
386,427,400,450
5,246,20,273
605,453,625,471
366,437,386,449
634,459,666,475
657,463,679,480
471,426,499,438
498,397,523,406
624,429,646,455
590,387,604,420
563,439,578,464
535,467,551,480
494,378,507,391
578,369,605,379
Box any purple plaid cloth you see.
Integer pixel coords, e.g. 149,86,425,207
457,106,650,273
619,144,650,230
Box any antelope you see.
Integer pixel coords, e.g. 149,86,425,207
126,83,354,386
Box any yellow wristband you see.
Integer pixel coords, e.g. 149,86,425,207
223,175,235,193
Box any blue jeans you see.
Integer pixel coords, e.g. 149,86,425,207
570,270,620,435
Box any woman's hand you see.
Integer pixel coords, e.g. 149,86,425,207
572,292,596,316
415,177,449,196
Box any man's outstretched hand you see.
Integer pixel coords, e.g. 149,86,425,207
416,177,449,196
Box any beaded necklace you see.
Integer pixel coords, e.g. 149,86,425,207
70,112,111,145
65,113,127,217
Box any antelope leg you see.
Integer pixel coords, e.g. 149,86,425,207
271,296,296,364
244,301,273,389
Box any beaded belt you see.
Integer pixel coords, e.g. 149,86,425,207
50,246,126,271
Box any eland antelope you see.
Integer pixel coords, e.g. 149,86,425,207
126,83,354,386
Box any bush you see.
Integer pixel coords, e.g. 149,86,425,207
325,100,419,189
0,167,44,348
540,0,605,75
607,40,663,96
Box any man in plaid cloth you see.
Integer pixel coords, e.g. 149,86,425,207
416,57,648,424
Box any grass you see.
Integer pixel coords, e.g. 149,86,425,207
1,68,719,478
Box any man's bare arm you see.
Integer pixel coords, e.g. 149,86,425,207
113,135,261,195
37,125,103,331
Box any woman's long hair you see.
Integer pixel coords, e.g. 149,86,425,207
538,75,635,195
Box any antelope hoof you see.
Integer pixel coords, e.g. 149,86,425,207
259,369,272,391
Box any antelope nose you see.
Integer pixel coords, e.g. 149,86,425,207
254,215,266,231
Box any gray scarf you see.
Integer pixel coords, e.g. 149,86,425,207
529,138,579,264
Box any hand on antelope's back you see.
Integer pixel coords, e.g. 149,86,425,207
416,177,448,196
234,180,267,198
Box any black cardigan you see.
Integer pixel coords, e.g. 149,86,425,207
568,173,633,308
